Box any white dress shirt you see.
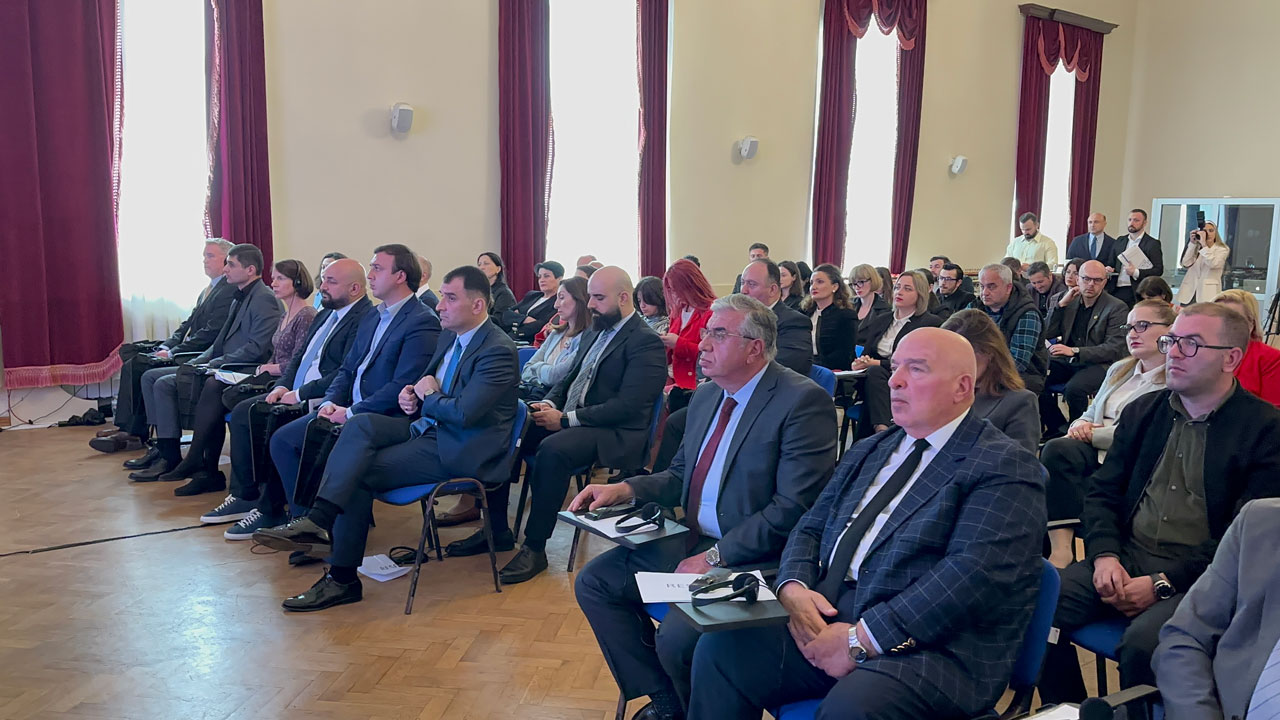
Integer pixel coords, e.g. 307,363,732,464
1117,234,1143,287
875,314,911,358
1101,361,1164,423
692,365,768,538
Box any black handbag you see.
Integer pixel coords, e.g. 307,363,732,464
220,372,277,411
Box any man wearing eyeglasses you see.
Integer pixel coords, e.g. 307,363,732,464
1038,302,1280,706
1040,259,1129,438
933,263,976,320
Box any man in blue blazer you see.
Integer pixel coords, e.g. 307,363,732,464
255,266,519,611
267,244,439,517
687,328,1047,720
1066,212,1120,280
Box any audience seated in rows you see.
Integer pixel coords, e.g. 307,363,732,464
685,328,1046,720
1026,261,1066,318
778,260,806,310
447,267,668,585
1153,498,1280,720
852,271,942,435
1040,299,1173,568
1006,211,1058,270
932,262,976,320
477,251,518,321
661,259,716,412
416,254,437,311
1038,302,1280,705
1039,259,1129,437
130,244,282,482
730,242,769,294
975,262,1048,394
572,294,837,719
254,266,520,611
517,276,589,401
939,310,1039,453
1213,288,1280,405
1047,258,1082,319
803,264,859,372
213,258,375,538
92,238,236,454
502,260,563,342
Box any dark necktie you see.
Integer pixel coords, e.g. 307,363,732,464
685,396,738,537
1090,235,1098,258
816,438,931,603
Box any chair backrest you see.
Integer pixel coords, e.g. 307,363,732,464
508,401,529,463
517,346,537,370
1009,558,1063,691
640,392,665,459
808,365,837,396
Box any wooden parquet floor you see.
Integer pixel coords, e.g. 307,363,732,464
0,426,642,720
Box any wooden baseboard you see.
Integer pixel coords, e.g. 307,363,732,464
0,415,10,427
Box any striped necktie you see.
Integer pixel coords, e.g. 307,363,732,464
565,328,614,412
1249,635,1280,720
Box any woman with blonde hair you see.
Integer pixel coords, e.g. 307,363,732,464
1175,220,1230,305
847,263,889,324
940,310,1039,453
1213,288,1280,405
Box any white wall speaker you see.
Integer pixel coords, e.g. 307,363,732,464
738,136,759,160
390,103,414,134
949,155,968,176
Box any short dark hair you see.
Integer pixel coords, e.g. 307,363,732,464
1000,257,1023,277
748,242,769,255
1131,208,1149,220
930,255,951,264
274,258,314,298
1136,275,1173,302
477,251,505,286
373,243,422,291
1026,261,1052,278
1018,212,1039,224
442,265,492,307
535,260,565,279
228,244,264,277
681,254,701,267
576,264,597,278
751,258,781,287
913,267,936,285
940,262,964,280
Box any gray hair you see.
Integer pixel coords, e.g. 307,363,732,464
710,294,777,361
979,263,1012,285
204,237,233,253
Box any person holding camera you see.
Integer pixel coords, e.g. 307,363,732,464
1175,221,1230,305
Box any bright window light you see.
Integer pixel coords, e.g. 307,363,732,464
843,30,899,271
547,0,642,280
1039,64,1077,264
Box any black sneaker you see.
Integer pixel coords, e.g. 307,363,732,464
281,572,362,612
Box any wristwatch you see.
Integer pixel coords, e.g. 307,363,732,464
1071,347,1081,357
1151,574,1176,600
705,544,723,568
847,626,868,664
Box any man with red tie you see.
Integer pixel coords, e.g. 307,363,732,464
570,294,838,720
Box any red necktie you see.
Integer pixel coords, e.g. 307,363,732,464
686,397,738,536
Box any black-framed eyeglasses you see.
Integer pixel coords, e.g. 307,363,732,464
1079,275,1107,285
939,276,960,284
699,327,752,343
1157,334,1235,357
1120,320,1171,334
850,279,870,288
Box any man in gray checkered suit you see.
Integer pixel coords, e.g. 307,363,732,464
688,328,1047,720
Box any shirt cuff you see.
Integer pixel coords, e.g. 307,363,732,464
567,410,580,428
776,579,808,593
858,619,884,655
345,407,354,421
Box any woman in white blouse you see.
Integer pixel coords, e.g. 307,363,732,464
518,276,589,400
1175,220,1230,305
1040,299,1175,567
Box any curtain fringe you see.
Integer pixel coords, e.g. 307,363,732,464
4,346,124,389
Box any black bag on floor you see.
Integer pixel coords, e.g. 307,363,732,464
290,415,344,511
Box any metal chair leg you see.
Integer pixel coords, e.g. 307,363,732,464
1095,652,1109,696
614,691,627,720
567,527,583,572
477,485,502,593
513,457,531,538
404,500,433,615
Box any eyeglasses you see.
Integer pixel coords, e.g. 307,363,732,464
1120,321,1170,334
1079,275,1107,285
699,327,753,343
939,276,960,284
850,279,870,288
1157,334,1235,357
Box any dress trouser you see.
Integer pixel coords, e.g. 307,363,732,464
574,538,713,708
1040,360,1109,433
651,407,688,474
184,376,233,471
1040,436,1100,521
858,365,893,432
1038,555,1187,704
139,367,179,437
513,424,611,548
315,414,455,568
115,354,157,436
686,584,959,720
227,393,271,502
269,412,318,516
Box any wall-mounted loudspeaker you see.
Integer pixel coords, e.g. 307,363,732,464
390,103,414,134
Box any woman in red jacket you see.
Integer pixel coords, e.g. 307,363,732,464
1214,289,1280,405
661,259,716,412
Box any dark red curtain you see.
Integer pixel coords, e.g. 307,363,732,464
1013,17,1052,236
499,0,552,298
637,0,668,280
810,0,856,268
205,0,273,273
0,0,124,388
887,4,925,274
1066,26,1103,240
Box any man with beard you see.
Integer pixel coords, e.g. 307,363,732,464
447,266,668,585
1112,209,1165,307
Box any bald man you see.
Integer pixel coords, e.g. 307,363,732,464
202,258,378,532
687,328,1048,720
447,266,668,585
1040,258,1130,437
1067,212,1119,277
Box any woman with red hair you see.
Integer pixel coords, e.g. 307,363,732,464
662,259,717,411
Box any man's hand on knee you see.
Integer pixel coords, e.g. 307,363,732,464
800,622,856,679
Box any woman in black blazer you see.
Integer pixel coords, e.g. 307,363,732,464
478,251,518,323
848,263,891,328
502,260,564,341
801,264,859,371
778,260,806,311
853,270,942,434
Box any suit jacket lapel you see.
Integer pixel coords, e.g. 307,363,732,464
822,432,900,563
597,313,640,366
680,389,719,508
457,321,494,375
365,300,413,366
718,365,778,487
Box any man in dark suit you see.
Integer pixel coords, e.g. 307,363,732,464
730,242,769,294
1153,499,1280,720
267,244,440,517
1066,212,1119,280
416,254,438,311
1039,259,1129,436
94,238,237,454
130,244,283,482
933,262,977,320
1111,208,1165,307
448,267,668,584
255,265,520,611
571,295,837,719
1038,303,1280,704
200,259,374,533
686,328,1047,719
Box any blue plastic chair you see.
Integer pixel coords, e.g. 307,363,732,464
808,365,837,396
614,604,671,720
1069,617,1129,697
518,346,537,371
374,402,528,614
773,559,1061,720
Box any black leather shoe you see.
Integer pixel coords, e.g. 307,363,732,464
499,546,549,585
289,550,322,567
253,517,332,556
630,702,681,720
446,528,515,557
123,445,160,469
158,458,201,483
90,433,144,454
174,470,226,497
281,572,362,612
129,458,173,482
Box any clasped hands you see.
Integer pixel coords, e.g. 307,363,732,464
778,583,870,679
1092,556,1157,617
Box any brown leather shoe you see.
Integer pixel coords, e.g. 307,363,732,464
434,503,481,527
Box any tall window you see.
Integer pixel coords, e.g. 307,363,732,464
1039,65,1077,263
546,0,642,280
843,30,899,270
116,0,209,339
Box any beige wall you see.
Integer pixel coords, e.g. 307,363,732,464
262,0,500,286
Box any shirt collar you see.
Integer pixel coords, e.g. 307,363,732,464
378,293,413,320
722,364,768,406
1169,380,1237,422
900,407,969,453
417,284,432,296
329,301,356,323
210,275,225,287
454,321,483,350
1133,360,1164,384
608,309,634,334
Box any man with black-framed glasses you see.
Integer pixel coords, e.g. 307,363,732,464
933,262,976,320
1040,259,1129,438
1039,301,1280,705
